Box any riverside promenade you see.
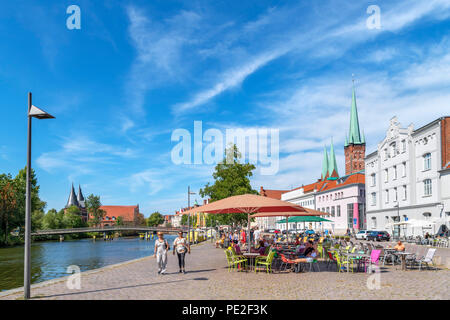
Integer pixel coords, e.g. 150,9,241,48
1,242,449,300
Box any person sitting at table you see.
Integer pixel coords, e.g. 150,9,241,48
254,240,266,255
294,236,301,246
394,240,405,252
291,243,319,272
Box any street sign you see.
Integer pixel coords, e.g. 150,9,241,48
353,218,357,225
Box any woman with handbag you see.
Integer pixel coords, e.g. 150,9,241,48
173,231,190,273
154,232,170,274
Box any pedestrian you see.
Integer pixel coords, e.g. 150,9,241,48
240,228,246,245
173,231,190,274
232,230,239,244
254,227,261,246
154,232,169,274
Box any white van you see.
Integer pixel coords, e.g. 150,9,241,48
355,230,370,240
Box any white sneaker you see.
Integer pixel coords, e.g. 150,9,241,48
161,270,166,274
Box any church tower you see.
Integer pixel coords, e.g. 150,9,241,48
328,138,339,180
344,81,365,175
321,145,329,180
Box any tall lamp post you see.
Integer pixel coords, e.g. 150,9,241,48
24,92,55,299
187,186,196,244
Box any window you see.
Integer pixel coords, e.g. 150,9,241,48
385,189,389,203
390,142,397,157
403,185,407,200
424,153,431,171
331,206,335,217
424,179,432,196
402,139,406,152
384,148,388,160
394,187,398,202
402,162,406,177
393,166,397,180
384,169,389,182
326,207,330,214
371,173,376,186
337,205,341,217
372,217,377,229
371,192,376,206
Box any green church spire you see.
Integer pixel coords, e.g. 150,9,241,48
321,145,329,180
328,138,339,180
348,81,363,145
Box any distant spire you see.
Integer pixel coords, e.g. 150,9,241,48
66,183,79,208
347,80,363,145
77,185,85,208
321,145,329,180
328,138,339,180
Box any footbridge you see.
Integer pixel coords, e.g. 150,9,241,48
31,226,185,236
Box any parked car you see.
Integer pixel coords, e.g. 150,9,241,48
367,231,390,241
355,230,370,240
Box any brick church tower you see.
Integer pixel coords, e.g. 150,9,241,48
344,82,365,175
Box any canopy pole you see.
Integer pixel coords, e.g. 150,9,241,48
286,216,288,243
248,213,251,253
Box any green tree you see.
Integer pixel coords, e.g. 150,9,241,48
42,209,62,230
86,194,105,227
0,167,46,245
181,214,189,226
62,212,85,229
0,174,17,244
199,144,257,226
116,216,123,226
31,210,44,231
13,167,46,231
147,212,164,227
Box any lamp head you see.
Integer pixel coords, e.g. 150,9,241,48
29,105,55,119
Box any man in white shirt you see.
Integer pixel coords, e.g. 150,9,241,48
253,227,261,246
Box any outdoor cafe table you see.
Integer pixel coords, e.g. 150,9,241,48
341,252,370,273
394,252,414,271
242,253,262,271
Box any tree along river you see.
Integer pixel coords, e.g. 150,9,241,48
0,235,176,291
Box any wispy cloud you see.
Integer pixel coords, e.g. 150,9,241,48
173,49,287,113
36,134,138,179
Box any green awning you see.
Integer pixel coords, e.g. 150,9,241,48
276,216,332,224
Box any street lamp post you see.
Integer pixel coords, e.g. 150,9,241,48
187,186,196,244
24,92,54,299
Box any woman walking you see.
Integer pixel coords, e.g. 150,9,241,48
173,231,190,273
154,232,169,274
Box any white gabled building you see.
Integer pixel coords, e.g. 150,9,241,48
365,116,450,237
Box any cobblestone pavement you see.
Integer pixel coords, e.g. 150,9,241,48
1,242,449,300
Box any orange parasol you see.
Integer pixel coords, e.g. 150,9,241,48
181,194,327,252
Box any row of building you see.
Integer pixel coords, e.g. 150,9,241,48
257,84,450,237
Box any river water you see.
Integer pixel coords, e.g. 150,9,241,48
0,235,176,291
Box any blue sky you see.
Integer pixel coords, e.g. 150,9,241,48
1,0,450,216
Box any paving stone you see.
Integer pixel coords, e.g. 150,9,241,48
1,242,448,300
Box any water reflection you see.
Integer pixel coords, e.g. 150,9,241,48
0,235,176,291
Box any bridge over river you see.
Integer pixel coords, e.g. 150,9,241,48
31,226,185,236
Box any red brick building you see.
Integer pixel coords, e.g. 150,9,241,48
95,205,141,227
